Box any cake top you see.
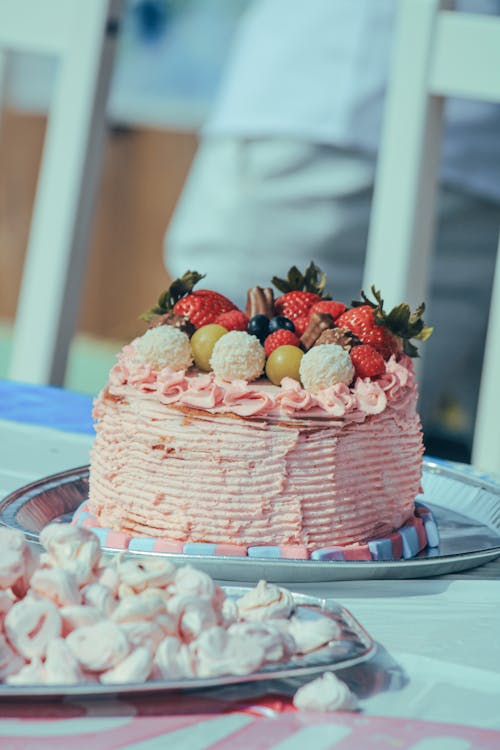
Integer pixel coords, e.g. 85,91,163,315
109,262,432,420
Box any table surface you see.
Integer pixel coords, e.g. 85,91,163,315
0,380,499,750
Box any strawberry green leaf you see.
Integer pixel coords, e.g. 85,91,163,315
272,261,329,296
140,270,205,322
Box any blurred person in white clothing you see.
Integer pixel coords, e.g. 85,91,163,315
164,0,500,461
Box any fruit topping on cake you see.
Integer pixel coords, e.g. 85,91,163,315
141,270,236,329
265,344,304,385
350,344,386,379
336,287,432,359
307,299,346,321
264,329,301,357
139,263,432,390
173,289,236,328
214,310,249,331
247,313,272,343
299,344,355,393
190,324,228,372
271,262,328,336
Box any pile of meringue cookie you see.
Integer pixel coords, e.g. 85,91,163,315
0,523,358,711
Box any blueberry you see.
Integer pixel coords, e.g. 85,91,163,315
248,314,270,343
269,316,295,334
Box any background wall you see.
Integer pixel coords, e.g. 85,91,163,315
0,110,197,344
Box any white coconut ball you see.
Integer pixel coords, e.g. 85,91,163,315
210,331,265,382
299,344,354,393
134,326,193,371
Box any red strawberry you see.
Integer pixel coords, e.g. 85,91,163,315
264,329,301,357
274,291,320,321
350,344,385,379
173,290,236,328
309,299,346,321
291,314,310,338
215,309,249,331
336,305,399,360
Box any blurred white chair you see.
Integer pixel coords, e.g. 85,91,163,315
0,0,123,386
363,0,500,474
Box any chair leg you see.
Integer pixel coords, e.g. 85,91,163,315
8,0,122,386
472,232,500,476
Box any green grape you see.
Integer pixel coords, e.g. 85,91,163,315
191,324,228,371
265,345,303,385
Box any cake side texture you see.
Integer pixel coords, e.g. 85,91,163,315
88,354,423,551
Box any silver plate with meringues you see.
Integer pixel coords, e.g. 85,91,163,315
0,588,375,698
0,459,499,583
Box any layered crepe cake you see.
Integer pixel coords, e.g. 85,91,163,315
83,265,438,561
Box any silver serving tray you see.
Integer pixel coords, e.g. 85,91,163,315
1,459,500,582
0,589,375,698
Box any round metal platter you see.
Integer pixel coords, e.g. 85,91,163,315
0,459,499,582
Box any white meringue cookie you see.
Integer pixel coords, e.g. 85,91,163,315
6,658,46,685
30,568,81,607
44,638,86,685
228,621,296,662
66,620,130,672
39,524,101,586
191,626,265,678
120,620,165,653
173,565,215,598
220,597,238,627
115,556,176,593
111,592,166,624
155,636,196,680
5,597,61,659
286,615,341,654
0,590,13,621
60,604,104,636
166,593,219,641
237,580,294,621
100,646,153,685
0,633,25,680
0,528,37,593
96,565,120,596
293,671,358,712
81,582,117,616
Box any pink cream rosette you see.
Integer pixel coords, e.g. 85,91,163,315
354,378,388,415
378,355,411,398
179,373,224,411
126,361,158,392
116,342,158,392
108,362,128,387
315,382,357,417
222,379,274,417
275,377,316,414
157,367,188,404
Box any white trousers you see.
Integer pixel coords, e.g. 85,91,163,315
164,138,500,454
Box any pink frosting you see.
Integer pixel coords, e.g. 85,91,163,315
157,368,188,403
353,378,387,414
378,354,411,398
127,362,158,392
115,342,416,420
222,380,275,417
117,343,158,391
314,382,357,417
178,373,224,410
275,378,316,414
108,363,128,387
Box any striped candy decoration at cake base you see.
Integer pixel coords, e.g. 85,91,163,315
71,502,440,561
